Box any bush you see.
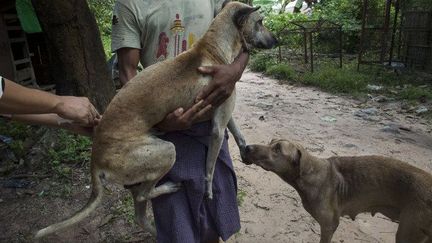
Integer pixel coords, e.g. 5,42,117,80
249,53,277,72
265,64,296,80
300,66,369,94
399,86,432,101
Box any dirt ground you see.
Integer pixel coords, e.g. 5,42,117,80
1,70,431,243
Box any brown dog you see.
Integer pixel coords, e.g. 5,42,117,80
35,2,277,239
243,139,432,243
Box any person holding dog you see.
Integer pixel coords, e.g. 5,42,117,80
111,0,247,242
0,75,100,136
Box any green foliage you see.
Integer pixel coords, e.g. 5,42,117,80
48,130,92,166
250,0,278,13
0,120,33,139
265,12,310,48
87,0,115,58
301,65,369,94
237,189,247,207
251,53,432,104
87,0,115,36
249,53,277,72
265,63,296,80
0,120,33,158
314,0,363,32
47,130,92,179
101,34,113,60
313,0,363,52
402,0,432,10
114,195,136,224
399,86,432,101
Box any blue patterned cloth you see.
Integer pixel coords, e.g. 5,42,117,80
152,121,240,243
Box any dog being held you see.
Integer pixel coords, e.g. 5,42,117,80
243,139,432,243
34,1,277,239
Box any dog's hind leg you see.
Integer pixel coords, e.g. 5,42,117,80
123,136,179,235
129,181,180,236
147,181,182,199
396,210,430,243
129,183,156,235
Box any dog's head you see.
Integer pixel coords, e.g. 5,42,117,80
243,139,304,182
227,2,278,50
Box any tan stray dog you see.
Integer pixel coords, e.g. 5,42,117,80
35,2,277,239
243,139,432,243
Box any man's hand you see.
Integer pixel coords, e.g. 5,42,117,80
54,96,101,127
196,51,248,107
155,100,212,132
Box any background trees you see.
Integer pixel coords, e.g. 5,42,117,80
32,0,116,112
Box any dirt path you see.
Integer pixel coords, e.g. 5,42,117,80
227,70,432,243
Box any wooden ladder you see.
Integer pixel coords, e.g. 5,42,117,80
3,13,38,87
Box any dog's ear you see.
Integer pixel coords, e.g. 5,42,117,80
233,6,261,28
222,0,231,9
293,148,302,167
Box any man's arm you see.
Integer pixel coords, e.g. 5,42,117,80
8,114,94,137
0,78,100,126
117,48,140,86
156,50,249,132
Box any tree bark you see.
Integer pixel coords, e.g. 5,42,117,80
32,0,115,112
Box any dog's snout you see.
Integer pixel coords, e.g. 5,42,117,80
258,34,279,49
245,145,253,154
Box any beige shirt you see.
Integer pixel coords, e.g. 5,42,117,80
111,0,225,68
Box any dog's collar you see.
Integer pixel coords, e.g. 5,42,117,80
240,33,250,53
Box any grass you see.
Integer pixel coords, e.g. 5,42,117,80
398,86,432,101
265,64,296,80
46,130,92,185
47,130,92,166
249,54,432,105
237,189,247,207
301,65,369,94
113,195,136,224
248,53,277,72
0,120,34,158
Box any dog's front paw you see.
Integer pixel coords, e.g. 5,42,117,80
205,177,214,200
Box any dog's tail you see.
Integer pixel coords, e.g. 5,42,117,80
35,166,104,239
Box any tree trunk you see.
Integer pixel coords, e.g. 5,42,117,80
32,0,116,112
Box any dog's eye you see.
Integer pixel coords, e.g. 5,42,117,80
272,143,281,153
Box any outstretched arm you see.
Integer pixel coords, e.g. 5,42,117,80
0,78,100,127
6,114,94,137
